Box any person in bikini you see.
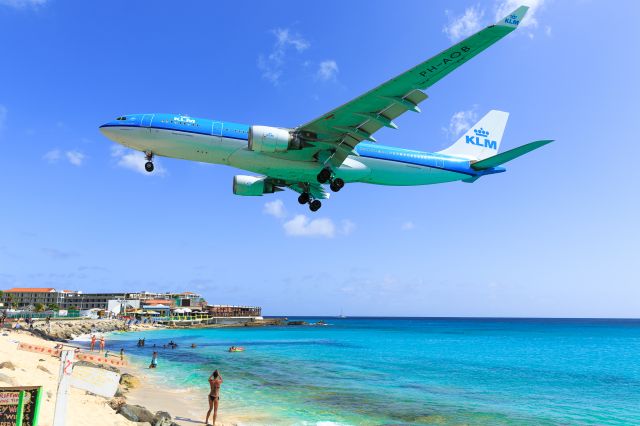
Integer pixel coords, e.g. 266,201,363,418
205,370,223,425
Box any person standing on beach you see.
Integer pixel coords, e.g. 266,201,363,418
120,348,124,360
99,336,105,352
90,334,96,351
205,370,223,426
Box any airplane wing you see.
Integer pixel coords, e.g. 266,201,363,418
292,5,529,167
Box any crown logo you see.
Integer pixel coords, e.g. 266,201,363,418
474,128,489,137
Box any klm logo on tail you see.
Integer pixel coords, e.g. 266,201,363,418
466,128,497,149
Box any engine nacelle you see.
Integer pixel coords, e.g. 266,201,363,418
248,125,300,153
232,175,278,196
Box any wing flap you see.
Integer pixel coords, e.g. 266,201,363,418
287,182,330,200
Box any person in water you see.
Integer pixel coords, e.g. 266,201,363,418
205,370,223,425
149,351,158,369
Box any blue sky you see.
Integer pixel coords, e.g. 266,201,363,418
1,0,639,317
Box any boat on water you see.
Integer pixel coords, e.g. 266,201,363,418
338,308,347,319
229,346,245,352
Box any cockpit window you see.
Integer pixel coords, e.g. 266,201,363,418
116,116,126,121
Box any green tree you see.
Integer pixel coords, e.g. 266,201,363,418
34,303,45,312
47,303,60,311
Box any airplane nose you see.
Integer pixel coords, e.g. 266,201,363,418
99,123,115,138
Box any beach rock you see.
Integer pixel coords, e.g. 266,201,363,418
117,405,139,422
75,360,120,373
37,365,52,374
120,373,140,389
108,397,127,411
118,404,155,423
152,411,172,426
114,385,126,397
0,361,16,370
287,320,308,326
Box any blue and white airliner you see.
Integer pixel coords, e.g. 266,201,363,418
100,5,551,212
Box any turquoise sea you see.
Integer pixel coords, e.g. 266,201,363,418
102,318,640,425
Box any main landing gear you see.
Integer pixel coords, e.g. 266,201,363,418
144,151,154,173
298,192,322,212
316,168,345,193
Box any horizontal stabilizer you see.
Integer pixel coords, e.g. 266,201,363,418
471,139,553,170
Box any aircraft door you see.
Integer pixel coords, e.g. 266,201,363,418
140,114,155,127
211,121,222,136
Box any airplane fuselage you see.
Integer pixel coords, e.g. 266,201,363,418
100,113,498,187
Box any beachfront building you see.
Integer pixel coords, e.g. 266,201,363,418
206,305,262,317
1,287,207,312
1,288,71,310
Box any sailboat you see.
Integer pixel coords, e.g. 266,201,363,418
338,308,346,319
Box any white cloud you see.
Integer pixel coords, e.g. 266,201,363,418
65,150,85,166
43,149,61,163
44,149,86,166
443,6,484,42
264,199,287,219
110,145,166,176
495,0,545,30
401,221,416,231
258,28,310,85
283,215,336,238
0,0,47,8
444,107,479,139
264,198,354,238
274,28,309,52
316,60,339,81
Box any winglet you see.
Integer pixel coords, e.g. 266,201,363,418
496,5,529,29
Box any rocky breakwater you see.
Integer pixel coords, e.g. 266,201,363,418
30,318,128,340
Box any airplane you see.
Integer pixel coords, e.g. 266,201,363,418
100,5,551,212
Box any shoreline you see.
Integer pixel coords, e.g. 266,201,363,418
0,324,257,425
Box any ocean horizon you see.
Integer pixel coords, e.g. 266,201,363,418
88,317,640,425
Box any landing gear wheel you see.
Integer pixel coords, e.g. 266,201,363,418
145,161,154,173
298,193,310,205
309,200,322,212
330,178,345,192
317,168,331,184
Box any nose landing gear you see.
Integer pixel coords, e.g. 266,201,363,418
144,151,154,173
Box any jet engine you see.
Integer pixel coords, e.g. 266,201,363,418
232,175,279,196
248,125,301,153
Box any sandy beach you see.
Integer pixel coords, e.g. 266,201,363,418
0,326,246,426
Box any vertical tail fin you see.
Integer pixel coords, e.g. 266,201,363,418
439,110,509,160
